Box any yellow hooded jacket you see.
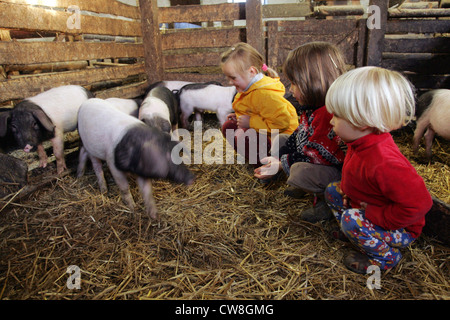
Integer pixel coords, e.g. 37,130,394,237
232,75,299,135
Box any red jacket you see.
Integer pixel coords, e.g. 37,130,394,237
341,132,432,238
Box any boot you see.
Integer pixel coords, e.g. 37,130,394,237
300,195,333,223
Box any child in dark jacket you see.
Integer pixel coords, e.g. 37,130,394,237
324,66,433,274
254,42,346,222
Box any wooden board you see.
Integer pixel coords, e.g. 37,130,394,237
384,37,450,54
0,42,144,65
0,2,142,37
161,28,245,51
381,54,450,74
0,63,145,102
267,19,367,69
164,50,225,69
386,19,450,34
159,3,245,24
1,0,141,19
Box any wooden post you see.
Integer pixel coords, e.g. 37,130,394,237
366,0,388,66
245,0,264,57
139,0,163,83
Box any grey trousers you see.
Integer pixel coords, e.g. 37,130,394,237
287,162,341,194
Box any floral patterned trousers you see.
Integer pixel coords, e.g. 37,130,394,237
325,182,416,270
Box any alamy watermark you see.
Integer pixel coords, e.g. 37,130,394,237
66,265,81,290
66,5,81,30
367,265,382,289
360,0,382,30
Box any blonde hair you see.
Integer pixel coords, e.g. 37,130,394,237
220,42,279,78
325,66,415,133
283,42,346,108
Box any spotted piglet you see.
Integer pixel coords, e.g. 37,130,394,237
139,86,179,135
77,98,194,220
0,85,93,174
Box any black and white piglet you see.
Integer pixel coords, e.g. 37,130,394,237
413,89,450,161
106,97,140,118
139,86,179,134
178,83,236,128
0,85,92,174
145,80,194,95
77,98,194,220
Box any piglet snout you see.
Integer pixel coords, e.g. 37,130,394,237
24,144,33,153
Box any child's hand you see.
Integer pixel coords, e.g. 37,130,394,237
254,156,281,179
237,115,250,129
226,113,237,122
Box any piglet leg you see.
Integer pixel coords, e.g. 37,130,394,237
424,127,435,162
136,176,159,220
76,146,88,178
107,163,135,213
37,144,48,168
90,156,108,193
51,128,67,174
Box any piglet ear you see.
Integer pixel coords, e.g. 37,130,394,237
142,141,170,178
0,111,11,137
32,109,55,133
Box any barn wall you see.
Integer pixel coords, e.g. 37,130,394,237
382,2,450,93
0,0,147,106
0,0,448,107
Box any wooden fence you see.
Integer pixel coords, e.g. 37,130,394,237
0,0,146,106
0,0,449,107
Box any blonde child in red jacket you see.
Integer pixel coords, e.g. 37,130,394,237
324,66,433,274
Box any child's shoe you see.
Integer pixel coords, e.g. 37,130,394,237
300,200,332,223
343,250,373,274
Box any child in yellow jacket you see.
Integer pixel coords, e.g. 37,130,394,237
220,42,298,165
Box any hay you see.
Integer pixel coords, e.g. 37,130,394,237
0,115,449,300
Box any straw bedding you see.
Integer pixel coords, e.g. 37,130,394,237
0,115,448,300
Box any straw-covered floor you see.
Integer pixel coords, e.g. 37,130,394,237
0,114,448,300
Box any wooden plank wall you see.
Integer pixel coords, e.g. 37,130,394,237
383,1,450,93
0,0,146,106
0,0,448,106
157,2,247,84
267,19,367,85
153,0,368,85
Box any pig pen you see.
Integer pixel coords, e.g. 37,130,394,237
1,0,449,301
0,113,448,300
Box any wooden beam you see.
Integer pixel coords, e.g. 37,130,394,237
94,81,148,100
389,8,450,17
0,42,144,65
163,51,224,69
158,3,245,23
263,3,311,18
366,0,389,66
161,28,244,50
245,0,264,57
386,19,450,34
314,5,365,16
0,0,141,19
0,63,145,102
139,0,163,83
0,2,142,37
